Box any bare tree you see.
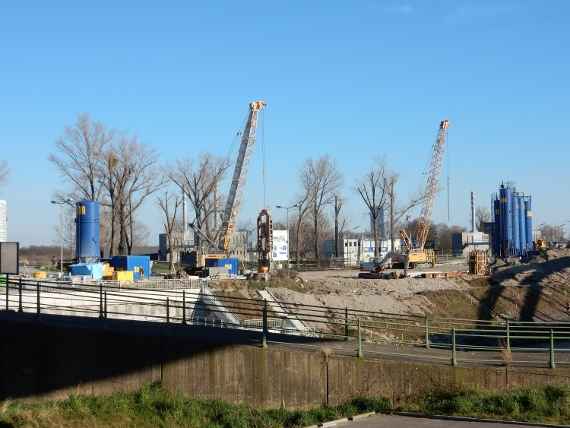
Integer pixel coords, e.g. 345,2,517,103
169,153,229,250
476,206,491,232
157,191,182,273
356,161,389,258
102,136,165,255
49,114,112,201
301,156,343,261
0,161,9,187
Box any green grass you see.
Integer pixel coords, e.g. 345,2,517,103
0,384,390,428
1,384,569,427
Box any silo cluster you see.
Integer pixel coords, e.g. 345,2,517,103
492,184,532,257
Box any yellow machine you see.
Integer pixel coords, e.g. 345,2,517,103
399,120,449,269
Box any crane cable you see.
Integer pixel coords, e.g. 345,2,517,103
260,108,267,209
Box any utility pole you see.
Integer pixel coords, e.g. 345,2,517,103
389,177,395,253
470,191,475,233
334,195,341,258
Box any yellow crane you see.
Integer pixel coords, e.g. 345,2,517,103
400,119,449,268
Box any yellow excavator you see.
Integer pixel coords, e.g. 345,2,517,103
399,119,449,269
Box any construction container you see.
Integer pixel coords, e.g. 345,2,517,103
33,271,47,279
70,263,104,280
75,200,100,262
111,255,150,280
114,271,134,282
205,257,239,276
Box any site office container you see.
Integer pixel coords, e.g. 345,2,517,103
111,255,150,280
205,257,239,276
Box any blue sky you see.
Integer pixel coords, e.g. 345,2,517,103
1,1,569,245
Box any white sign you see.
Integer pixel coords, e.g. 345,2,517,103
272,230,289,261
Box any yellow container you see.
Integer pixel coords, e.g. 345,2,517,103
114,271,134,282
102,263,114,277
33,271,47,279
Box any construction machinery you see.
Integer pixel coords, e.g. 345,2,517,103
186,100,266,276
399,119,449,269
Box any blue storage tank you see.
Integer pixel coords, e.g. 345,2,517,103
517,195,526,253
525,197,533,251
205,257,239,276
512,194,520,255
111,255,151,280
493,197,501,256
75,200,100,262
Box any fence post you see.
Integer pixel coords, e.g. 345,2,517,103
357,318,363,358
104,291,107,319
550,329,556,369
36,281,40,316
425,316,430,349
344,306,349,339
506,320,511,352
5,274,9,311
166,297,170,324
451,328,457,367
182,291,186,325
262,299,268,348
18,277,22,312
99,283,103,319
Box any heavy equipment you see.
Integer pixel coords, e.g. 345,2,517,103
186,100,266,275
399,119,449,269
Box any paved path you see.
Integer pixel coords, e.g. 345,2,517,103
343,414,542,427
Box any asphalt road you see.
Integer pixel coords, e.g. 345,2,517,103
343,414,543,427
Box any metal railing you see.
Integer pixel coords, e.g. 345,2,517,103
2,277,570,368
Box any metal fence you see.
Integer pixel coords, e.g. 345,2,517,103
2,277,570,368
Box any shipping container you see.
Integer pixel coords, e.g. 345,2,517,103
205,257,239,276
111,255,150,280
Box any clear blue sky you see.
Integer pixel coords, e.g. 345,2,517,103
1,1,569,245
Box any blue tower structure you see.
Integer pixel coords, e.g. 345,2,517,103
492,184,533,258
75,200,100,262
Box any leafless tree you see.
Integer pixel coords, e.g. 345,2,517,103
476,206,491,232
0,161,9,187
356,160,389,258
102,136,165,255
169,153,229,250
301,156,343,261
157,191,182,273
49,114,112,201
53,204,76,255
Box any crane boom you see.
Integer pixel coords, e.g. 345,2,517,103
412,119,449,250
219,100,266,252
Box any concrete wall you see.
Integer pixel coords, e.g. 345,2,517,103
2,313,570,408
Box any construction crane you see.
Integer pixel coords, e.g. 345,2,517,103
218,100,266,253
400,119,449,268
186,100,266,275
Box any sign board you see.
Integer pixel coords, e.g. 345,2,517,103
0,242,19,275
272,230,289,261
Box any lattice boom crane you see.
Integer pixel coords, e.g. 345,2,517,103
219,100,266,252
400,119,449,267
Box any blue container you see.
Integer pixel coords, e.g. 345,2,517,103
205,257,239,276
493,198,501,256
111,255,151,280
75,200,100,262
70,262,104,280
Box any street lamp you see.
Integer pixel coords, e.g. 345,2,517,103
275,203,300,266
51,199,74,277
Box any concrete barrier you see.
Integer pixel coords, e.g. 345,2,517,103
1,312,570,408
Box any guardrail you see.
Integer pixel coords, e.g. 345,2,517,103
2,277,570,368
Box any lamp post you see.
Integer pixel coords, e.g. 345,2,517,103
51,199,73,277
276,203,299,267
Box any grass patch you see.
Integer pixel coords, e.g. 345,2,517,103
0,384,390,428
1,384,570,427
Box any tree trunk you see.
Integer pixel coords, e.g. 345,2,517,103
373,216,379,259
390,178,395,253
313,208,319,263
